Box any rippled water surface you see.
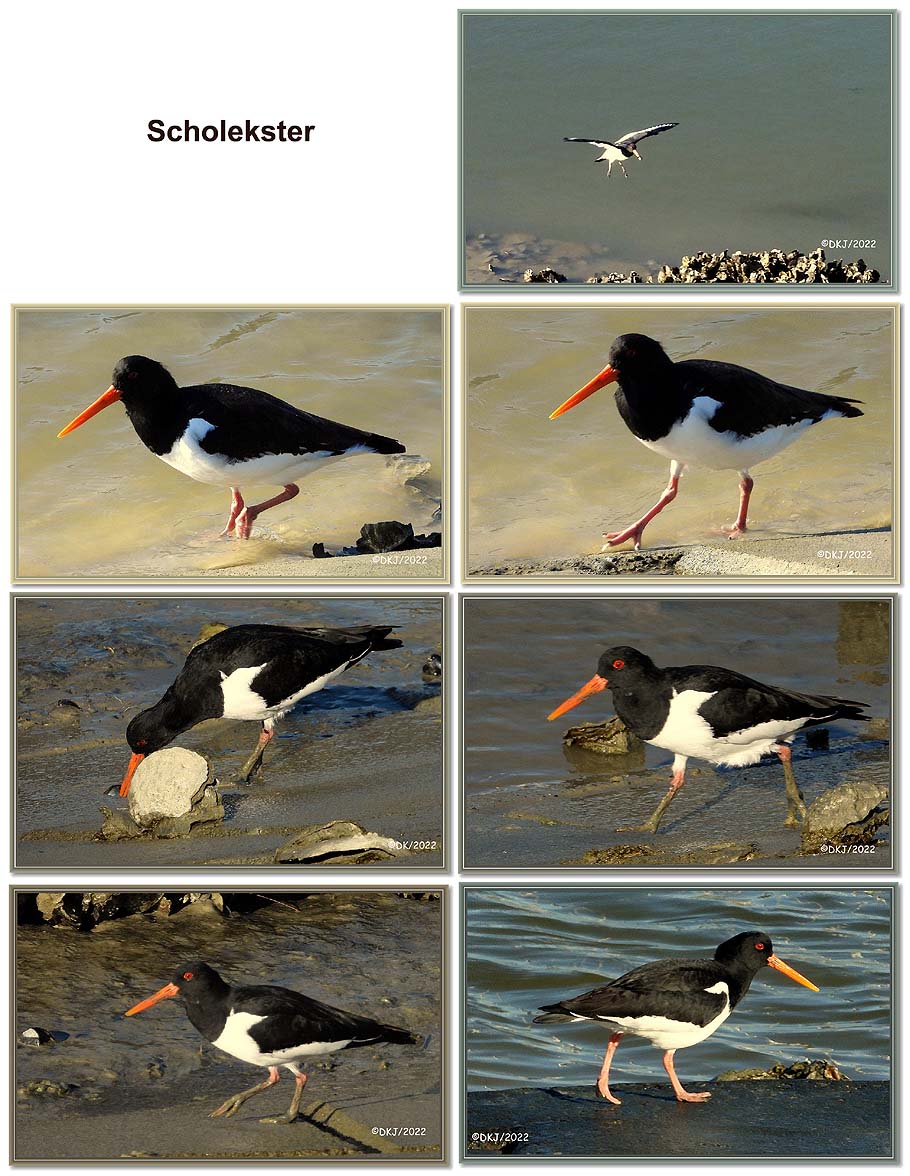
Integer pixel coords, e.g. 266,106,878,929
16,308,444,578
466,888,891,1090
465,307,894,565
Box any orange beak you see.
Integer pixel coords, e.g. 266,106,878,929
767,953,820,992
547,674,608,721
124,981,180,1016
119,751,145,798
57,384,122,437
549,364,619,420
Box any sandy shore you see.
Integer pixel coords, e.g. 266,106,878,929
206,548,445,580
469,530,893,580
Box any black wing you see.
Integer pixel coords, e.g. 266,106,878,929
234,984,418,1052
183,383,405,460
669,664,869,738
614,122,678,148
675,359,863,439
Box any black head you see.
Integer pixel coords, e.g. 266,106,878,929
715,931,819,991
547,646,657,722
124,961,230,1017
607,334,673,378
111,356,179,404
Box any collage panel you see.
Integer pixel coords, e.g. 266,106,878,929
462,595,893,870
460,10,895,289
463,885,894,1161
464,304,898,581
13,594,446,870
13,887,445,1162
13,305,447,583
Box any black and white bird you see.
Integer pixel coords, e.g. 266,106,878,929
549,333,863,549
119,623,401,796
563,123,678,178
534,931,818,1105
125,961,420,1124
58,355,406,539
547,645,869,833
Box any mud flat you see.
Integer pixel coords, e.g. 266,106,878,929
15,892,443,1161
469,530,892,580
465,1082,890,1158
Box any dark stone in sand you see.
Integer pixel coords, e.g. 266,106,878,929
20,1028,56,1047
28,892,226,928
656,247,881,285
466,1081,891,1158
314,521,442,557
422,653,442,680
523,267,567,283
800,780,889,854
471,550,683,577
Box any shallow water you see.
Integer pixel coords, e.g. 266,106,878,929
16,893,441,1108
465,887,892,1090
465,307,894,565
16,597,443,866
462,12,892,281
16,308,444,578
462,597,890,867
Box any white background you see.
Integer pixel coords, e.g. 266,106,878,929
1,0,906,1172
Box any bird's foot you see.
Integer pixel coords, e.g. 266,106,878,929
210,1097,243,1119
596,1081,621,1105
675,1090,711,1103
715,522,747,539
602,524,646,550
234,508,255,540
259,1111,299,1125
616,821,659,835
784,801,808,829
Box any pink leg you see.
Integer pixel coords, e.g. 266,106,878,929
219,487,245,536
663,1050,710,1102
261,1070,308,1124
210,1065,280,1118
619,763,686,834
604,470,681,550
235,483,300,540
596,1033,624,1104
775,742,807,828
239,724,274,781
721,472,753,537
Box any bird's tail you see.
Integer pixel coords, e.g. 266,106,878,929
373,1021,422,1045
533,1004,575,1025
365,625,403,652
828,395,864,419
802,692,870,723
363,430,406,455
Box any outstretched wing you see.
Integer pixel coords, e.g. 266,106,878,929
615,122,678,148
562,137,617,149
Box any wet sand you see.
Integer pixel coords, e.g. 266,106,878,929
15,893,443,1161
469,530,893,581
16,598,444,869
96,547,446,581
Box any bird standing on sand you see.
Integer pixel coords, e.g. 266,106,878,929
57,356,406,539
119,623,401,796
548,645,869,833
549,333,863,549
534,931,819,1105
125,962,420,1124
563,123,678,177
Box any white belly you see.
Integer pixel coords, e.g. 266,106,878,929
641,397,826,471
603,987,732,1051
159,418,372,487
212,1010,351,1067
648,688,800,767
219,659,354,723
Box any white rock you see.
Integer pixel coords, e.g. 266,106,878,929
128,748,212,825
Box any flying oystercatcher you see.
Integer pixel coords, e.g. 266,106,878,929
57,355,406,539
549,333,863,549
563,123,678,178
119,623,401,796
534,931,818,1105
125,961,420,1124
548,645,868,833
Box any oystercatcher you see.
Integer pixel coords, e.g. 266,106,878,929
534,931,818,1105
57,355,406,539
549,333,863,549
125,962,419,1124
563,123,678,178
547,645,869,833
120,623,401,796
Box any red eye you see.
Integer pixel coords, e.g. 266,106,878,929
135,739,147,748
612,659,625,670
755,943,765,951
183,971,194,981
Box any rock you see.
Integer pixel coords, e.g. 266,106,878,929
127,748,213,823
33,892,167,928
717,1059,849,1082
20,1028,55,1046
522,267,566,283
275,820,406,865
653,247,882,285
801,780,889,853
314,521,442,557
422,653,442,680
18,1080,77,1099
561,717,643,755
191,622,227,650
